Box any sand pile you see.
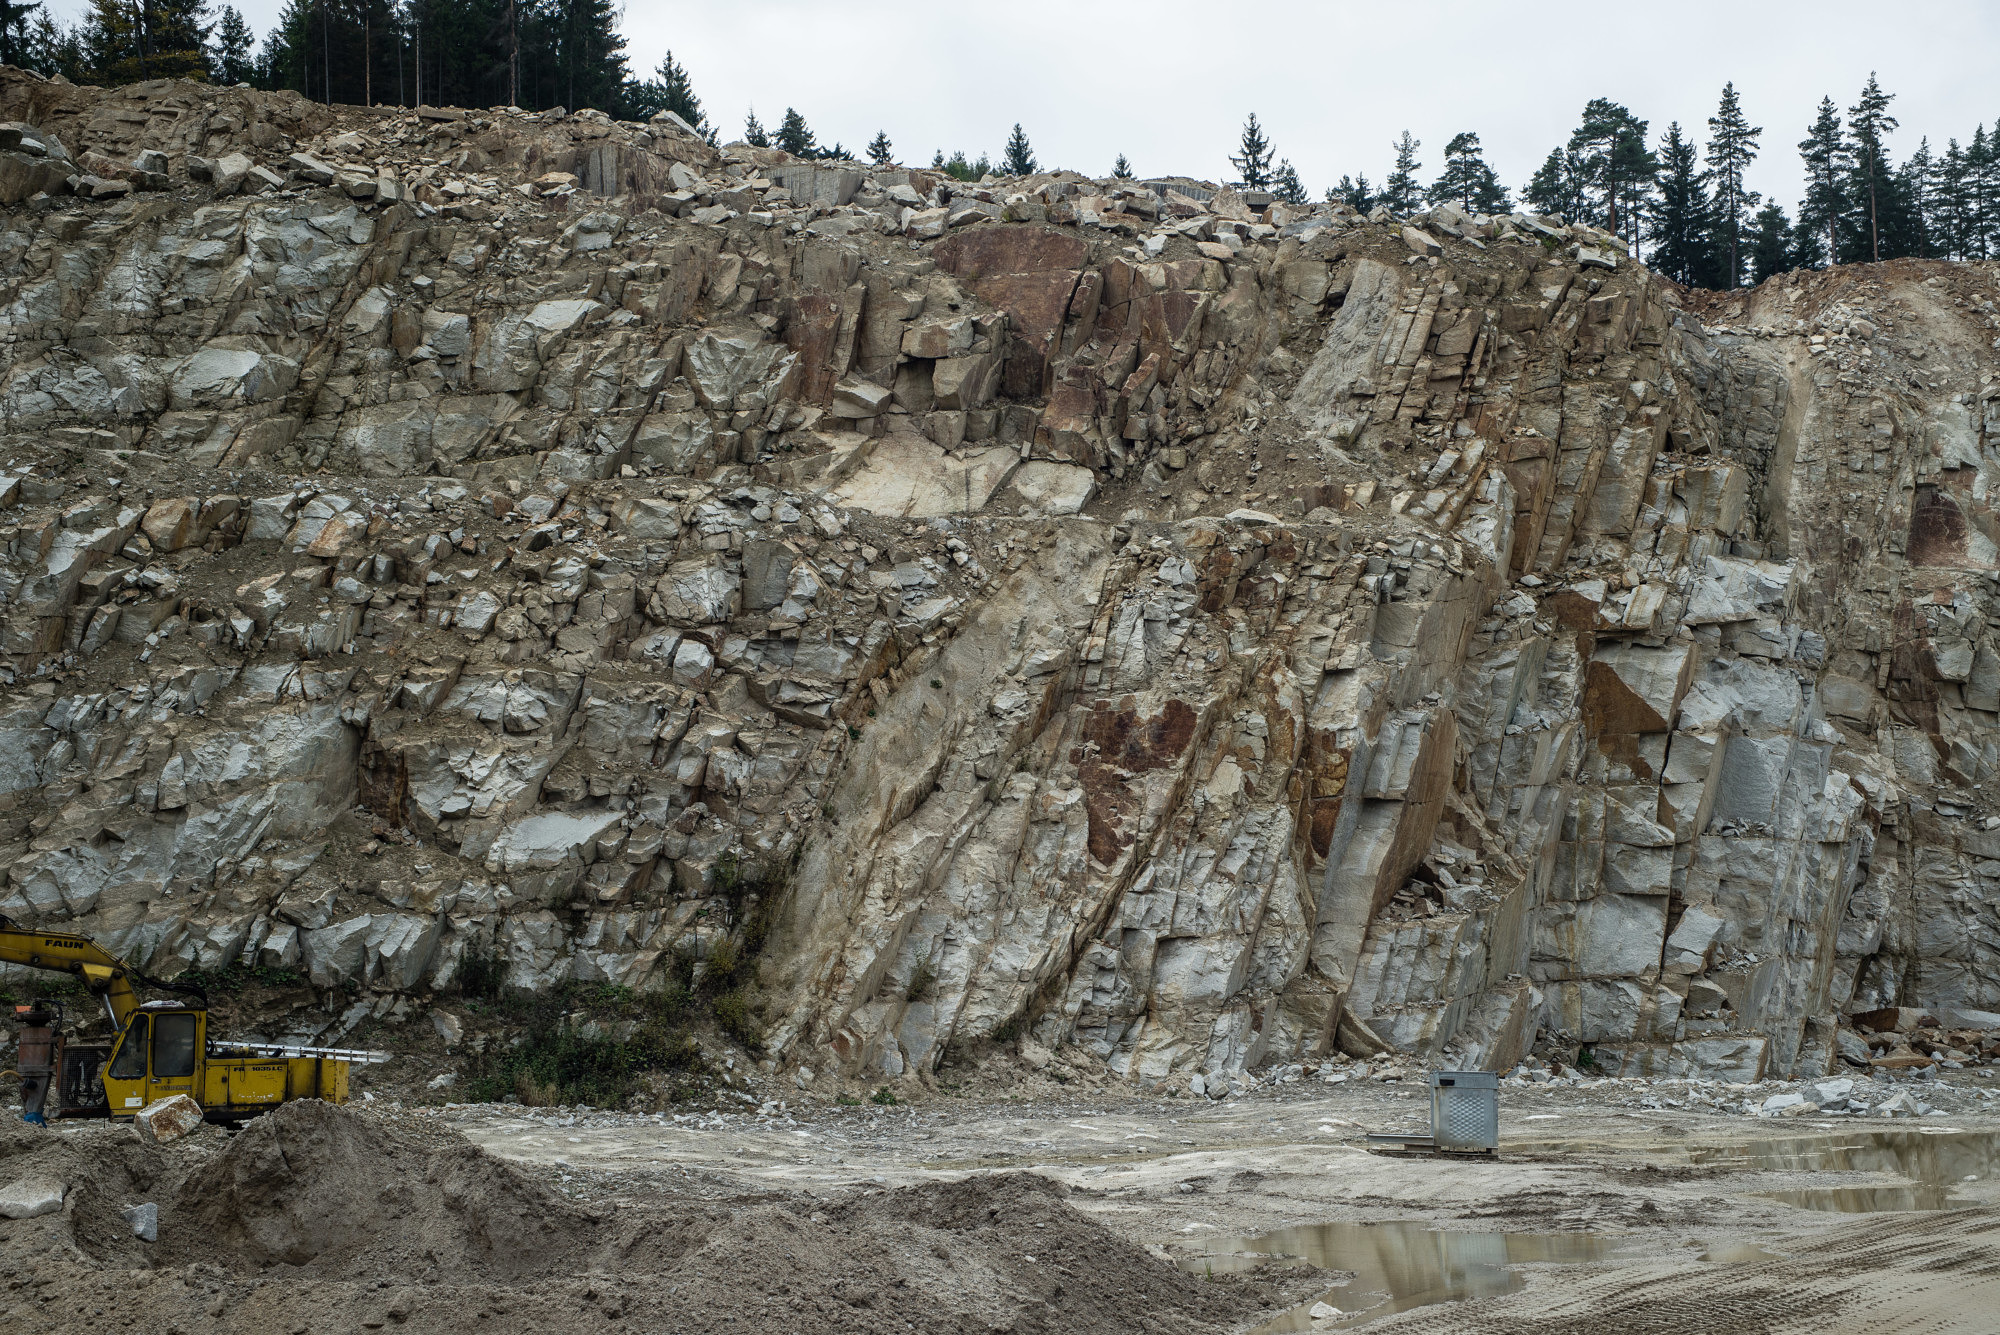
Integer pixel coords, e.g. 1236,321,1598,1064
0,1101,1290,1334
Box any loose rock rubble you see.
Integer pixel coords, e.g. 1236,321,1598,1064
0,65,1995,1108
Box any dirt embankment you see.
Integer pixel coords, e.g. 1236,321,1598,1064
0,1100,1300,1335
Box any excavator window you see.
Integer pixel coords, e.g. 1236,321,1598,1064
152,1013,197,1079
107,1016,148,1080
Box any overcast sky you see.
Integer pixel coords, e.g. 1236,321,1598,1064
48,0,2000,213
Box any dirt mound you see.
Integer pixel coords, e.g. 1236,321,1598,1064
165,1098,588,1278
2,1104,1289,1334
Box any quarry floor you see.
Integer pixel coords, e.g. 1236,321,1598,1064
11,1075,2000,1332
446,1075,2000,1333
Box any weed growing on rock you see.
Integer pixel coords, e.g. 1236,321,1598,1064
462,981,705,1108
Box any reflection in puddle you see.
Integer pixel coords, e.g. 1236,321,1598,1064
1181,1220,1611,1331
1690,1127,1994,1212
1696,1242,1785,1264
1758,1185,1960,1212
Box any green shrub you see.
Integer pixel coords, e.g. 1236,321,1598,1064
462,982,704,1108
176,961,305,994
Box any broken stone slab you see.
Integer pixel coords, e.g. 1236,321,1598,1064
767,163,863,209
0,1177,65,1219
830,375,891,419
0,150,70,204
1400,224,1442,257
431,1008,464,1050
75,174,132,200
905,207,949,239
825,430,1020,519
134,1094,204,1143
1874,1089,1930,1117
285,152,337,185
932,352,1002,410
996,462,1095,516
651,109,702,139
1835,1029,1873,1066
121,1201,158,1242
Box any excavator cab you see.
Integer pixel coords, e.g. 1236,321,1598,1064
100,1003,205,1115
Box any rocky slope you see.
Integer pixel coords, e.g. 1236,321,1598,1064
0,68,1996,1093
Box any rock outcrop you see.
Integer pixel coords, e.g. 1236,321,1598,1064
0,68,1997,1090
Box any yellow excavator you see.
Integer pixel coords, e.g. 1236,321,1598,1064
2,914,377,1125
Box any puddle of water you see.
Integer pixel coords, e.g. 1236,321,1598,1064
1688,1127,1995,1212
1757,1185,1960,1212
1696,1242,1784,1264
1181,1220,1612,1331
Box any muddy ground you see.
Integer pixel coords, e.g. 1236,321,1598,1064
5,1076,2000,1332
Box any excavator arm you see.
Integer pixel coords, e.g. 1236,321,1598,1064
0,914,141,1030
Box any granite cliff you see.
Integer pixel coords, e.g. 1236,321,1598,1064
1,70,1997,1092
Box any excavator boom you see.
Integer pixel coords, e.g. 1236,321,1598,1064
0,914,140,1028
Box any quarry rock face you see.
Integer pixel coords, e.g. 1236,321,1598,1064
0,68,1997,1089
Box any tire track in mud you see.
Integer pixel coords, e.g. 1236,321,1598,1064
1377,1208,2000,1333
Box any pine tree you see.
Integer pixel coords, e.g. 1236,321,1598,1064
1705,82,1762,287
775,107,817,159
1427,131,1508,213
84,0,212,82
1329,173,1373,211
1748,203,1794,282
1231,113,1274,189
1112,153,1134,180
1936,138,1972,258
743,109,770,148
1900,138,1938,258
930,149,946,171
1525,147,1587,222
1272,159,1308,205
1649,122,1719,288
1381,131,1422,212
938,150,988,183
0,0,40,67
20,10,82,80
1002,123,1037,176
542,0,629,114
1568,99,1657,249
1788,214,1828,270
1969,127,1997,260
626,49,704,130
208,5,254,84
1797,96,1849,267
867,130,893,166
1847,72,1899,262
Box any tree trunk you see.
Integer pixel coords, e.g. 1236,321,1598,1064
1870,152,1881,262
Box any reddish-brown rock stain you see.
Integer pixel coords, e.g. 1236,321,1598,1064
1077,699,1199,864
